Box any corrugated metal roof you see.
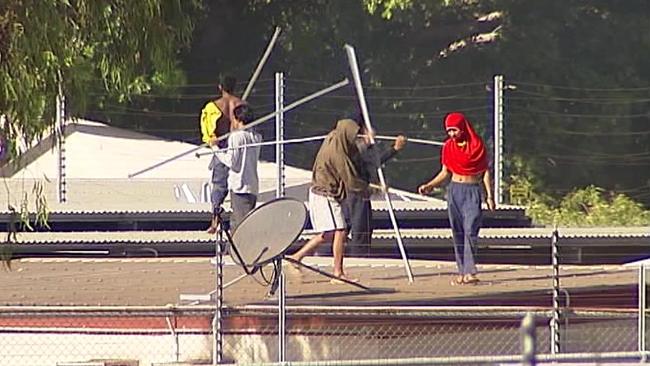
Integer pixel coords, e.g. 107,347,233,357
8,230,213,244
7,226,648,245
0,257,639,307
372,227,650,239
0,178,448,215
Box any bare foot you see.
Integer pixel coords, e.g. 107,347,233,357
206,224,218,234
450,275,465,286
463,274,479,284
282,259,303,275
330,274,359,285
206,216,219,234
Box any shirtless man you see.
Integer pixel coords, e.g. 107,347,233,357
200,75,245,233
418,112,495,285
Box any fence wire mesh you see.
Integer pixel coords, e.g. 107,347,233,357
0,306,645,365
0,261,646,365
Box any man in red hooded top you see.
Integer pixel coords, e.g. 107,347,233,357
418,112,495,285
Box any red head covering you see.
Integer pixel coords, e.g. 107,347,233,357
441,112,489,175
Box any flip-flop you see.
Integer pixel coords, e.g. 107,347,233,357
463,275,480,284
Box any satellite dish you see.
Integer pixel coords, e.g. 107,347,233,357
230,197,307,270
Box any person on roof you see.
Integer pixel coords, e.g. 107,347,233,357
200,75,245,233
287,118,367,283
214,104,261,231
418,112,495,286
343,120,407,257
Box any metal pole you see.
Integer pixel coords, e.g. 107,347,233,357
55,83,67,203
375,135,444,146
128,79,349,178
277,259,286,363
521,312,537,366
493,75,504,207
212,229,224,365
275,72,285,198
197,134,443,158
344,44,414,283
196,135,327,157
550,229,561,354
639,264,647,359
242,27,281,101
195,135,327,158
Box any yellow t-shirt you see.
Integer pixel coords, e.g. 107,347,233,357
200,101,223,144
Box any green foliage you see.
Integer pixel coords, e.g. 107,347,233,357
509,158,650,226
364,0,414,19
0,1,204,253
2,178,49,264
0,0,204,155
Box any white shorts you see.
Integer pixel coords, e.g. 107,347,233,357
308,189,346,232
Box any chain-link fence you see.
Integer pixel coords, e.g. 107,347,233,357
0,255,646,365
0,307,214,366
0,306,646,365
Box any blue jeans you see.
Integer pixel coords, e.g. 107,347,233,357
447,182,482,275
210,155,229,215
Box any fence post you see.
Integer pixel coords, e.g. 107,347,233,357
640,263,647,361
55,82,67,203
278,258,286,363
212,229,225,365
550,228,561,354
493,74,504,207
521,312,536,366
275,72,285,198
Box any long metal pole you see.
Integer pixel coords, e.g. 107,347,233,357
493,75,504,207
375,135,443,146
197,134,443,157
639,264,647,359
242,27,281,101
275,72,285,198
196,135,327,157
196,134,444,157
344,44,414,283
128,79,349,178
550,228,561,354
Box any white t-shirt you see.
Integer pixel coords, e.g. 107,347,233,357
216,129,262,195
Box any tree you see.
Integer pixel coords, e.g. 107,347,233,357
0,0,205,156
0,0,205,234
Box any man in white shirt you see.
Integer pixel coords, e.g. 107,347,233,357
216,104,262,231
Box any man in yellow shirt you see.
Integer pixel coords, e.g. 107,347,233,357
200,76,245,233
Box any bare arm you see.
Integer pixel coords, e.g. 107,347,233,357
483,169,495,211
418,165,451,195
